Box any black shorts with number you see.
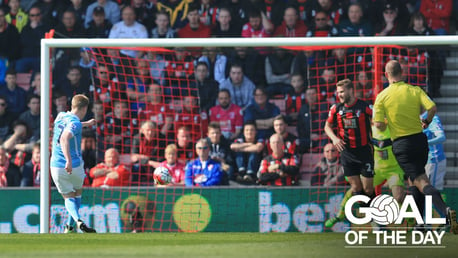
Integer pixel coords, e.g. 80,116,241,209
340,145,374,178
392,132,428,181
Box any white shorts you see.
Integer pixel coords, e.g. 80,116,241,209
51,165,85,195
425,159,446,190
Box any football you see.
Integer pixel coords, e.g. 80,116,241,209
153,166,172,185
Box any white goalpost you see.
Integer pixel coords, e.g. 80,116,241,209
40,36,458,233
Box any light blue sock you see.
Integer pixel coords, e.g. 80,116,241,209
75,196,82,210
66,214,75,227
65,198,80,223
67,196,82,226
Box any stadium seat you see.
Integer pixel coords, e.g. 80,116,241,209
16,73,32,91
299,153,322,179
300,153,321,172
269,96,286,114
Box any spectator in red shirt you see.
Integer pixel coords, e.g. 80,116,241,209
170,126,194,165
209,89,243,140
420,0,452,35
156,144,186,186
306,11,338,37
273,6,307,37
177,3,211,57
241,9,274,37
89,148,130,187
259,133,299,186
138,83,174,137
178,3,211,38
175,95,209,142
284,73,306,123
241,9,274,54
131,120,167,185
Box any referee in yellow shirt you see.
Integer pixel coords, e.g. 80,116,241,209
373,60,457,233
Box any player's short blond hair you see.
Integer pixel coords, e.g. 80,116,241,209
165,144,177,154
71,94,89,110
105,148,119,156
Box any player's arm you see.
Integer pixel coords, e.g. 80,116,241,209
373,94,387,131
427,116,446,145
202,163,223,186
230,142,249,152
60,130,74,174
261,11,274,34
279,156,299,176
147,160,161,168
259,159,278,183
90,164,107,178
184,162,194,186
81,119,96,127
324,121,345,152
240,142,264,153
422,105,437,128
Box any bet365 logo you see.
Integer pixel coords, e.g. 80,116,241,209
345,194,445,225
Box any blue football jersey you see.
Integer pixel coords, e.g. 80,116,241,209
50,112,83,168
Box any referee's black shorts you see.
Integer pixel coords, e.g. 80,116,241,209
340,145,374,178
392,132,429,181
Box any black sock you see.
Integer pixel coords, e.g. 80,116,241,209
353,190,370,207
410,186,425,220
352,190,364,196
422,185,447,217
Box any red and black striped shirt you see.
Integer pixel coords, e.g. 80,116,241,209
327,99,372,148
259,153,299,186
285,93,306,115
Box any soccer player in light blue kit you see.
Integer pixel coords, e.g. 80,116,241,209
421,111,446,191
50,94,96,233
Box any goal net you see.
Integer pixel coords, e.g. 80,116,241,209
40,37,447,233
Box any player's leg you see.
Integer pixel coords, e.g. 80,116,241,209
414,174,457,232
361,176,374,199
70,165,96,233
393,134,457,233
347,175,363,194
425,159,446,191
384,169,406,204
360,147,375,199
51,167,78,233
325,188,353,227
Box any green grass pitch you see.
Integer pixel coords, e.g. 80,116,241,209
0,233,456,258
